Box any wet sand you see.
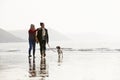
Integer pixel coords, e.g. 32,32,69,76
0,50,120,80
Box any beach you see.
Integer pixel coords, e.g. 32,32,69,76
0,42,120,80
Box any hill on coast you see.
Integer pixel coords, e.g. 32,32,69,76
0,28,25,43
9,28,70,41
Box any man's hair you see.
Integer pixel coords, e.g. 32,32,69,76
40,22,44,26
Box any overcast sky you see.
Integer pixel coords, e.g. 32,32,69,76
0,0,120,35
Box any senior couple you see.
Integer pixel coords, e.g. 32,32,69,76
28,22,49,58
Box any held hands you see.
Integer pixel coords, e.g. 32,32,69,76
35,37,39,43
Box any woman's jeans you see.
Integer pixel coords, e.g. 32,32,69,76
29,40,36,57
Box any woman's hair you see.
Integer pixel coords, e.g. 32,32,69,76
30,24,35,30
30,24,34,27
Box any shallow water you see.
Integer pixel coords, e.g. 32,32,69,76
0,42,120,80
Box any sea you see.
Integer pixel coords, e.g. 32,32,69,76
0,41,120,80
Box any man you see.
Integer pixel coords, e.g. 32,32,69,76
37,22,49,57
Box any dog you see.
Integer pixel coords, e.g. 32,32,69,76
56,46,63,63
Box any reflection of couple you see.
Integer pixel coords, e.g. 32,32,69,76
28,22,49,58
40,57,49,77
28,57,36,77
28,57,48,77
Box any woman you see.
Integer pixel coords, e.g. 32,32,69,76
28,24,37,58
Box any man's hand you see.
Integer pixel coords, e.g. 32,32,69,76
35,37,39,43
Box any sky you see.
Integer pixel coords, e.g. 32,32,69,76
0,0,120,35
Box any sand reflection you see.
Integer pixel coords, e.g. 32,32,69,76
58,54,63,66
28,57,49,79
40,57,49,77
28,57,36,77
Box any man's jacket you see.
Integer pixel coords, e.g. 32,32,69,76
37,28,49,43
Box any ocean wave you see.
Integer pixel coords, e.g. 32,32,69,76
0,49,20,52
46,48,120,53
0,48,120,53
